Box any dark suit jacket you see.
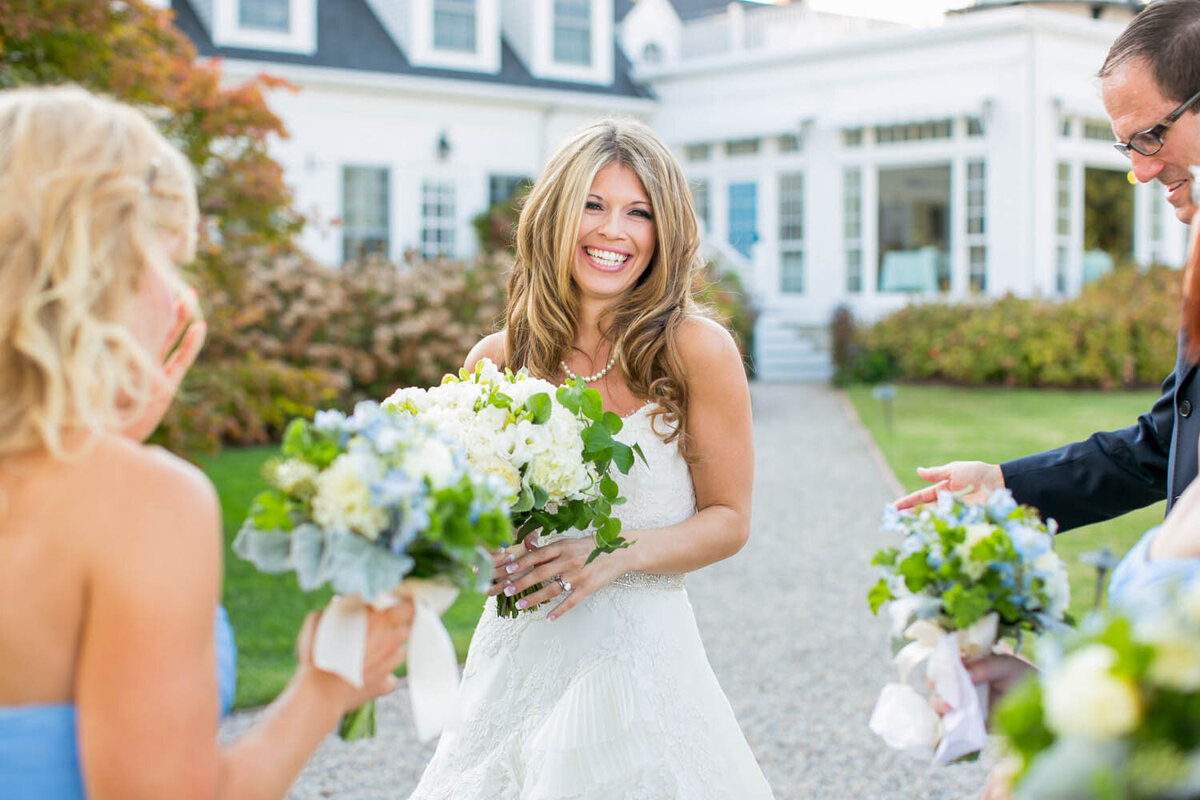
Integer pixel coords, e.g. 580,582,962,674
1001,339,1200,532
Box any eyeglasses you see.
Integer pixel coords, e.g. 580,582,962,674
1113,88,1200,158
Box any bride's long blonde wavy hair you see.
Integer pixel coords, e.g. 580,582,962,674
505,118,706,457
0,85,198,459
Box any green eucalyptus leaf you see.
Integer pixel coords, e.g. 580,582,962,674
525,393,552,424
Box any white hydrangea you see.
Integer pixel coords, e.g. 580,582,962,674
273,458,319,493
954,523,994,581
410,437,458,489
1032,551,1070,619
312,451,388,541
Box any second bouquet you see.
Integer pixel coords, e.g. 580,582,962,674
867,489,1071,764
385,358,644,617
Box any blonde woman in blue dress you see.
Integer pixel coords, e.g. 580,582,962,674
410,118,774,799
0,85,412,799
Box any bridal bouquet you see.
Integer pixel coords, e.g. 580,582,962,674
384,358,643,617
233,401,511,741
996,581,1200,800
867,489,1070,764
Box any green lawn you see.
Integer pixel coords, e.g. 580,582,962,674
845,384,1167,619
200,447,487,710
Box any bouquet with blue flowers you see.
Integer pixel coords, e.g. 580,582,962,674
867,489,1070,764
234,401,511,740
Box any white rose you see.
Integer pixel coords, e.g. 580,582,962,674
1137,618,1200,691
383,386,431,413
1044,645,1141,739
311,452,388,541
273,458,319,493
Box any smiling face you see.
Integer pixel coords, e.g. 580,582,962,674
1103,56,1200,222
571,161,657,307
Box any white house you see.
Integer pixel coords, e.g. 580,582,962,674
170,0,1181,379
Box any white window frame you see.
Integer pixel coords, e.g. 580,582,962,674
408,0,500,73
420,180,457,260
212,0,316,54
966,160,986,292
342,165,391,263
779,172,804,294
531,0,613,85
843,168,863,294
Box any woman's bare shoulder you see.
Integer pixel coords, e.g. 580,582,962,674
464,331,507,370
676,315,741,367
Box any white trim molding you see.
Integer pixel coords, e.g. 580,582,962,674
212,0,317,54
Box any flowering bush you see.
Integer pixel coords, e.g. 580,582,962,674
385,359,643,616
156,252,508,455
996,582,1200,799
847,264,1179,388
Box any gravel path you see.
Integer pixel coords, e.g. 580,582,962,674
220,382,990,799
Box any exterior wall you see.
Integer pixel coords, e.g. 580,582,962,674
218,60,651,265
642,6,1179,330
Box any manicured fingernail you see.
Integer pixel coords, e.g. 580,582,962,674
515,599,528,610
503,584,516,596
503,553,516,564
547,613,557,622
506,563,520,574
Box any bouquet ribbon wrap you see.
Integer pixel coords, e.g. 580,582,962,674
869,612,996,764
313,579,460,742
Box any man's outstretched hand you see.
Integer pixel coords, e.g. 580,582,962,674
893,461,1005,510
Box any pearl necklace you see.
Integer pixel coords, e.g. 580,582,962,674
561,351,618,383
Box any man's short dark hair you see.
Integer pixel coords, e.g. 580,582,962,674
1100,0,1200,103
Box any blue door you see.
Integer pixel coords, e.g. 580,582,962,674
728,182,758,259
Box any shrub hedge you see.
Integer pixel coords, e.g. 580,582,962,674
156,251,756,456
841,264,1181,388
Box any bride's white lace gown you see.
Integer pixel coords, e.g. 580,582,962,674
409,404,775,799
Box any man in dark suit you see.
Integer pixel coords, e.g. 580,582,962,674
895,0,1200,533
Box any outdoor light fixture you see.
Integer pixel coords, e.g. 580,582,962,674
437,131,452,161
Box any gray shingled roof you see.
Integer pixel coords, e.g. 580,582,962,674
171,0,652,99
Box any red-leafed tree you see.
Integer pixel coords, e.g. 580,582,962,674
0,0,336,455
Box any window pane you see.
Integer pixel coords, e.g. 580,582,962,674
342,166,390,263
434,0,476,52
969,245,986,292
877,164,951,293
421,180,456,259
554,0,592,66
780,250,804,293
240,0,290,32
778,172,803,242
684,144,711,162
690,179,709,231
725,138,759,157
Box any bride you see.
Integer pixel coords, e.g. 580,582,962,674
408,118,774,798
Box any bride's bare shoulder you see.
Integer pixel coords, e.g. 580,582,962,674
465,331,507,370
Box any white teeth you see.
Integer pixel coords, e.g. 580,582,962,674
585,247,628,266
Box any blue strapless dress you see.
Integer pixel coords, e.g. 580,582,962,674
0,605,237,799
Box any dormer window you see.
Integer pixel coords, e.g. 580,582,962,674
211,0,316,54
239,0,290,32
434,0,477,53
553,0,592,66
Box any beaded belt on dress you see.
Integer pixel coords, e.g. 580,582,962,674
611,571,685,590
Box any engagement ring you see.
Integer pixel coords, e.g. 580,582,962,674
554,576,573,594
